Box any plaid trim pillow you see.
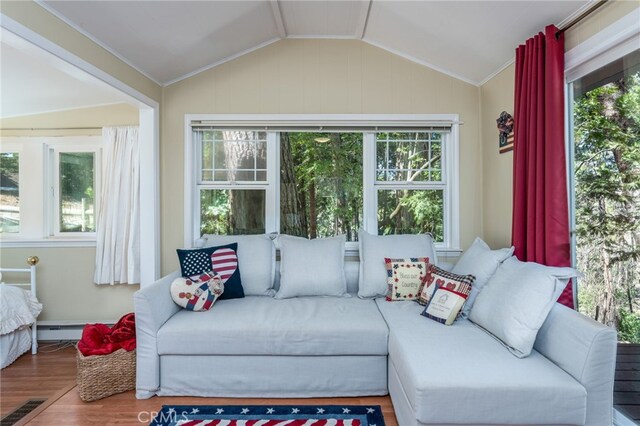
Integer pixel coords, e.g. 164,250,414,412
421,282,472,325
418,264,475,306
384,257,431,301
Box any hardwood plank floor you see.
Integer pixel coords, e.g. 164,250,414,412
1,345,398,426
0,344,77,418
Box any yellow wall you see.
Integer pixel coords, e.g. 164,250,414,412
0,1,161,103
478,0,639,250
161,39,482,274
0,249,138,322
0,104,139,322
480,65,515,249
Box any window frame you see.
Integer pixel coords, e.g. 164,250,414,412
185,115,460,255
0,136,102,245
48,143,102,238
564,9,640,309
0,144,26,236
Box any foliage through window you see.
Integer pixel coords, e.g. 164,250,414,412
0,152,19,233
59,152,96,233
280,132,363,241
572,49,640,343
375,132,446,241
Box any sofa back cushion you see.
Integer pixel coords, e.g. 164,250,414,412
469,257,576,358
358,230,438,298
273,260,360,294
275,235,348,298
202,234,275,296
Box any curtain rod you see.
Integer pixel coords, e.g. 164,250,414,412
1,127,102,131
556,0,608,38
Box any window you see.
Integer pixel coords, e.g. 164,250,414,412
374,132,446,241
53,149,100,235
568,49,640,342
188,116,459,252
0,136,102,242
194,130,276,236
280,132,363,241
0,152,20,233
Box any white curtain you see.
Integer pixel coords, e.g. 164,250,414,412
94,126,140,285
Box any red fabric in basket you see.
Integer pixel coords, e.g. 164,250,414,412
78,313,136,356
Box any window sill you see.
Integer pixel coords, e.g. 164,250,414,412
0,238,97,248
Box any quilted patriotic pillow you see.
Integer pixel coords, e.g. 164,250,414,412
176,243,244,300
421,281,472,325
418,264,475,306
170,272,224,311
385,257,431,301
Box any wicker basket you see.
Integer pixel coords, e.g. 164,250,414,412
77,347,136,402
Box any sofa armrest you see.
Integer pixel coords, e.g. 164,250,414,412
534,303,617,426
134,271,181,398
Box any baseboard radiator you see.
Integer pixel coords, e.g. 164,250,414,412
36,321,116,341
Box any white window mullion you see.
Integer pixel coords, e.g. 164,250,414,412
448,124,460,250
267,131,279,234
51,147,61,237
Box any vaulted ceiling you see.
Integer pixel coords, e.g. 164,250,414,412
40,0,590,87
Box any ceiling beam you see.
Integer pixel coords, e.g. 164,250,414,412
357,0,373,39
269,0,287,39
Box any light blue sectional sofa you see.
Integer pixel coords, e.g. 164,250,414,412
135,257,617,426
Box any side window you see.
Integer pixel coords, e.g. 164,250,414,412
197,130,268,235
374,132,446,242
0,152,20,234
56,151,98,233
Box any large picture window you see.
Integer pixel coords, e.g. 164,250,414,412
188,116,459,252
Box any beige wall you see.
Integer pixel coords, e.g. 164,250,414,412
0,1,161,103
161,39,483,274
0,104,139,322
480,65,515,249
0,249,138,322
478,0,639,250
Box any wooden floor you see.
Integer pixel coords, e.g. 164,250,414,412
615,343,640,423
0,345,398,426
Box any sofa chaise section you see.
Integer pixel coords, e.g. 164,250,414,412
376,299,616,426
135,273,389,398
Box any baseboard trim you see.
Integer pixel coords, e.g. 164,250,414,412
37,321,116,341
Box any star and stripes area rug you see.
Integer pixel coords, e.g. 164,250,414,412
149,405,386,426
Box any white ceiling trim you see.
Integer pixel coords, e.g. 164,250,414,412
163,37,281,87
287,34,359,40
362,37,480,86
478,58,515,87
34,0,163,87
270,0,287,39
357,0,372,40
556,0,601,29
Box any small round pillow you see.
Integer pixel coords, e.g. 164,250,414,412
170,272,224,311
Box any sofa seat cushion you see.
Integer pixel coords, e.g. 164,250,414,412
157,296,389,356
376,300,587,425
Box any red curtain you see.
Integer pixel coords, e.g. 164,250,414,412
512,25,574,308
